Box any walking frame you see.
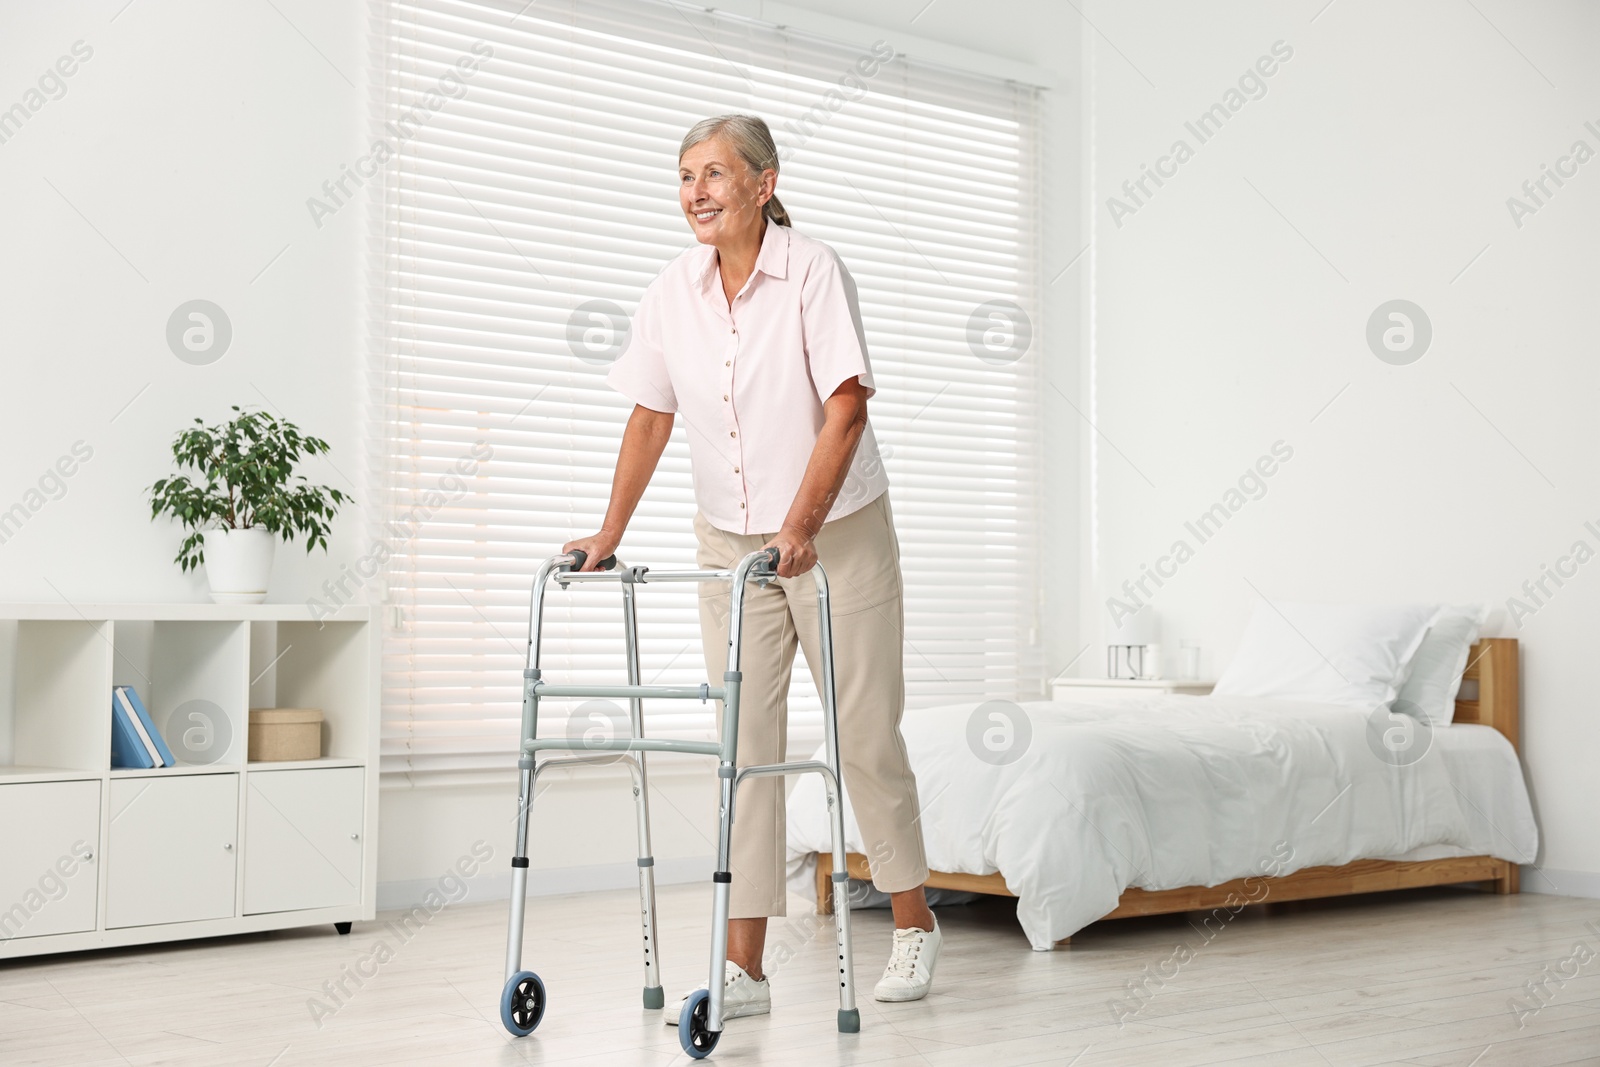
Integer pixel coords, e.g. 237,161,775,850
497,546,861,1059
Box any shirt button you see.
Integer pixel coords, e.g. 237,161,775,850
729,431,736,438
723,394,729,401
734,466,739,473
725,360,731,366
740,502,745,508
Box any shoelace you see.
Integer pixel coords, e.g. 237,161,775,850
883,929,927,980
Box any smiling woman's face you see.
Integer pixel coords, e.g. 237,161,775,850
678,136,773,246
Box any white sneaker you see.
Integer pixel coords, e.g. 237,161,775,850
663,960,771,1025
873,918,941,1002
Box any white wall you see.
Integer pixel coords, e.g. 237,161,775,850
1081,0,1600,891
11,0,1591,910
0,0,365,603
0,0,1082,903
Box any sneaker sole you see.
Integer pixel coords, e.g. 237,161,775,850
873,985,932,1003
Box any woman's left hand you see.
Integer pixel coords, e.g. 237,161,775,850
760,525,817,579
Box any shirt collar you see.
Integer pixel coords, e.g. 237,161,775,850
694,219,790,295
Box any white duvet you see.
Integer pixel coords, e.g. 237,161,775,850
784,693,1539,951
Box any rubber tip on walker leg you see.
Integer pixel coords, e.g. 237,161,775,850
642,985,664,1010
837,1008,861,1033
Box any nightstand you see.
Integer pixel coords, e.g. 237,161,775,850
1050,677,1216,703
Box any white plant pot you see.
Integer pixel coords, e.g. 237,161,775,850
203,527,276,604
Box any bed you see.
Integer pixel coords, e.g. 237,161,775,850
787,638,1535,950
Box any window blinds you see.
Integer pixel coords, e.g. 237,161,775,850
375,0,1042,783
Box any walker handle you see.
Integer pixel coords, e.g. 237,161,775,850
565,549,616,573
755,547,780,573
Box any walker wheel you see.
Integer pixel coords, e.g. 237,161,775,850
500,970,546,1036
677,988,720,1059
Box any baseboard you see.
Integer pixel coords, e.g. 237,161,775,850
377,855,714,913
1519,865,1600,899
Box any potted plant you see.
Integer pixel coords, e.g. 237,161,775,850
148,406,351,603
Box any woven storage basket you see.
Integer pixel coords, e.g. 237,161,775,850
248,707,323,761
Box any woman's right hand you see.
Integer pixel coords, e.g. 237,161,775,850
562,532,621,571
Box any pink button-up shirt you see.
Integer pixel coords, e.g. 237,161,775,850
606,222,889,535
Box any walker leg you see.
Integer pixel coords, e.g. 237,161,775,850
622,583,664,1009
812,562,859,1032
501,606,549,1036
827,781,860,1032
638,852,663,1009
634,771,663,1009
504,757,536,980
706,768,735,1034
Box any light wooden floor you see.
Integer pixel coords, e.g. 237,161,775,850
3,882,1599,1066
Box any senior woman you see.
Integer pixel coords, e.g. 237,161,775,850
563,114,940,1024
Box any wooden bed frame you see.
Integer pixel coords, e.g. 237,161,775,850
814,639,1521,942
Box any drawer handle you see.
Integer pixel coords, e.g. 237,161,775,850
350,833,360,841
223,843,234,851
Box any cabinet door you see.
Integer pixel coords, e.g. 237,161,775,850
0,780,101,941
244,767,363,914
107,775,239,928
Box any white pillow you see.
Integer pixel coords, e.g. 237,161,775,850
1213,601,1441,711
1392,604,1486,726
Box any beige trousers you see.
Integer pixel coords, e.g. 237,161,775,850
694,490,930,918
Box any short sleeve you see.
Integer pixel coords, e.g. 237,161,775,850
605,277,678,413
800,248,876,404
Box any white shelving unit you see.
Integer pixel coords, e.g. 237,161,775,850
0,604,378,959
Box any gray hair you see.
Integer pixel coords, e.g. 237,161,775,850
679,114,792,227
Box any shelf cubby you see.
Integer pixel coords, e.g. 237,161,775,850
113,619,249,768
14,619,114,773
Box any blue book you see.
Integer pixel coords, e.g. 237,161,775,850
110,692,155,769
117,686,176,766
